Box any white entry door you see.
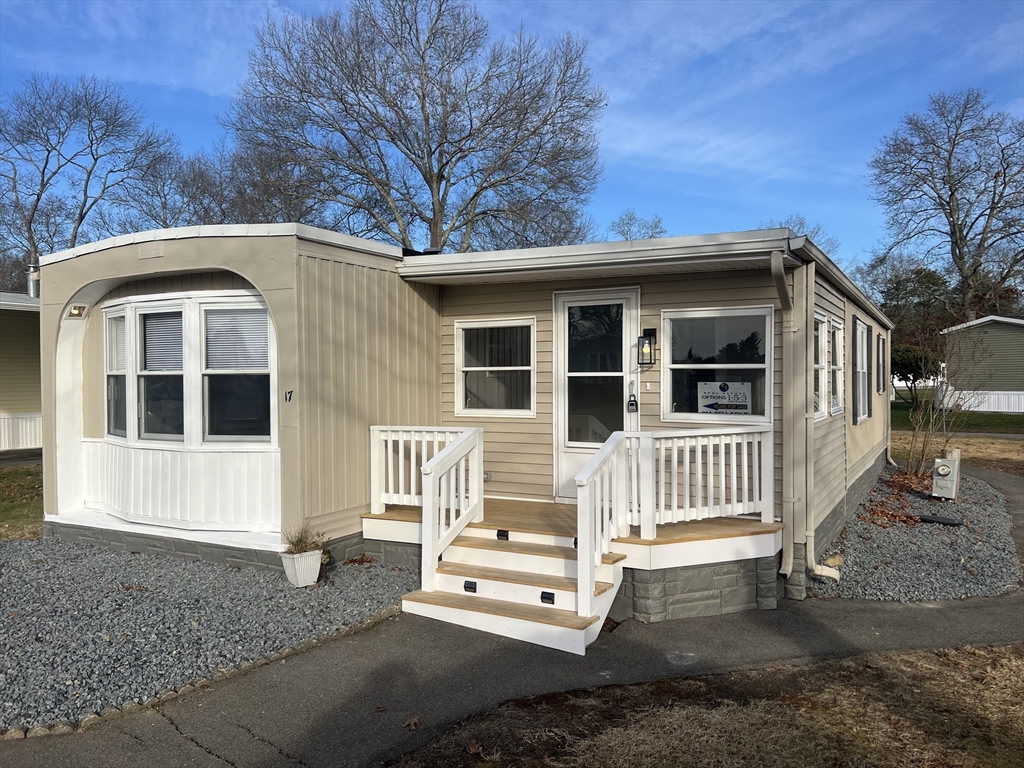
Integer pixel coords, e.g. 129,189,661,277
554,289,640,499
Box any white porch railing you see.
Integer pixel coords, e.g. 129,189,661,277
369,426,484,593
419,428,484,592
574,425,774,618
629,426,775,538
369,427,465,514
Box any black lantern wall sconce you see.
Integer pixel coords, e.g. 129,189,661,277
638,328,657,366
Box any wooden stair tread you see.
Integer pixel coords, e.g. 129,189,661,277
437,562,614,596
403,590,599,630
452,535,626,565
466,520,575,538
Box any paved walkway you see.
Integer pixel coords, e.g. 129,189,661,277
3,468,1022,768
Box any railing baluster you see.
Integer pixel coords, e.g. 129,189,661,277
683,437,691,521
670,438,678,523
729,435,737,516
742,435,750,514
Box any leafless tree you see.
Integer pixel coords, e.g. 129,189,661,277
228,0,605,252
759,213,841,259
0,74,169,289
869,89,1024,321
607,208,666,241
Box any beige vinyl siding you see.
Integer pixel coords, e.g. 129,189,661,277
812,276,846,528
846,299,888,472
81,271,255,439
441,284,554,500
0,309,41,413
295,251,441,538
947,324,1024,392
441,270,787,507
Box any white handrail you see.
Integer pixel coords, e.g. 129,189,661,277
420,427,484,593
574,432,629,618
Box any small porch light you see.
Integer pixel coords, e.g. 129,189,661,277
638,328,657,366
68,305,87,319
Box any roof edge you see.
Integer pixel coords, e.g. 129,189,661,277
940,315,1024,334
38,224,404,267
788,236,894,330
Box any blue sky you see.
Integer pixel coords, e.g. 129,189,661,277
1,0,1021,265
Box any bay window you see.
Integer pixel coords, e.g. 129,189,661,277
662,307,773,423
103,295,273,445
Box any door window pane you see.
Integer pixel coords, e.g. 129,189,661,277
568,305,622,372
567,376,623,443
206,374,270,437
463,370,530,410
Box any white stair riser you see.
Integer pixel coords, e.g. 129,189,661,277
463,528,576,549
402,599,587,655
435,573,578,611
445,545,577,577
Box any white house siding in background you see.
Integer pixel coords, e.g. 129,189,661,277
0,294,42,451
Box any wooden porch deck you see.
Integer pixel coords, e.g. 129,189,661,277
363,498,782,544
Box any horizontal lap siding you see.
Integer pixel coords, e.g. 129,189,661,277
948,325,1024,392
813,277,846,527
442,271,786,504
297,254,440,538
0,309,41,413
441,282,555,500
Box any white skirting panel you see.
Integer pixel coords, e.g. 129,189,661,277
0,413,42,451
82,440,281,532
940,389,1024,413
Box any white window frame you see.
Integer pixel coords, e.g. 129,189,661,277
454,317,536,418
813,313,828,420
100,290,276,450
853,318,870,424
661,305,774,425
876,334,887,395
104,311,128,440
137,305,186,441
830,320,844,415
201,304,272,442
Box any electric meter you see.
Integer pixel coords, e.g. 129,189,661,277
931,458,960,500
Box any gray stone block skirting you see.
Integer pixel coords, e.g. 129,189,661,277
361,539,422,571
43,521,367,574
785,447,887,600
610,553,783,623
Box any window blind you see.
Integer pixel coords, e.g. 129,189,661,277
107,315,126,373
142,312,183,371
205,309,269,370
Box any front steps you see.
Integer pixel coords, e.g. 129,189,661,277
402,520,625,655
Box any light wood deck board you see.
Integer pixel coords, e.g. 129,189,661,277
452,536,624,565
436,562,613,596
403,590,599,630
363,501,782,545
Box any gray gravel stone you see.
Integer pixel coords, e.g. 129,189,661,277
0,539,417,731
810,468,1021,602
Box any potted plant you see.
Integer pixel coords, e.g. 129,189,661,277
281,524,328,588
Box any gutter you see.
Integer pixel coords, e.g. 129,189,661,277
775,242,795,578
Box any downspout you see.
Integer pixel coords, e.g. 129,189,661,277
803,261,839,582
771,248,795,578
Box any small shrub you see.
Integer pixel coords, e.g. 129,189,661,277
283,523,326,555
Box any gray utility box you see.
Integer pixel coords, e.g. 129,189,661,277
931,458,960,500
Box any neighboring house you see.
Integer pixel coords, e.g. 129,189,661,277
0,291,42,451
38,225,891,654
939,316,1024,414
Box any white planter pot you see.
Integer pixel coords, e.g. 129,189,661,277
281,550,322,587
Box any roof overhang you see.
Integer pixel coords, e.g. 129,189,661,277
940,315,1024,335
0,291,40,312
39,223,404,267
398,229,803,285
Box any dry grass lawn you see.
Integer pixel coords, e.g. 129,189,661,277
0,464,43,539
397,645,1024,768
889,433,1024,476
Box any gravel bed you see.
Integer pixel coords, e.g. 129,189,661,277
0,539,418,730
810,468,1021,602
